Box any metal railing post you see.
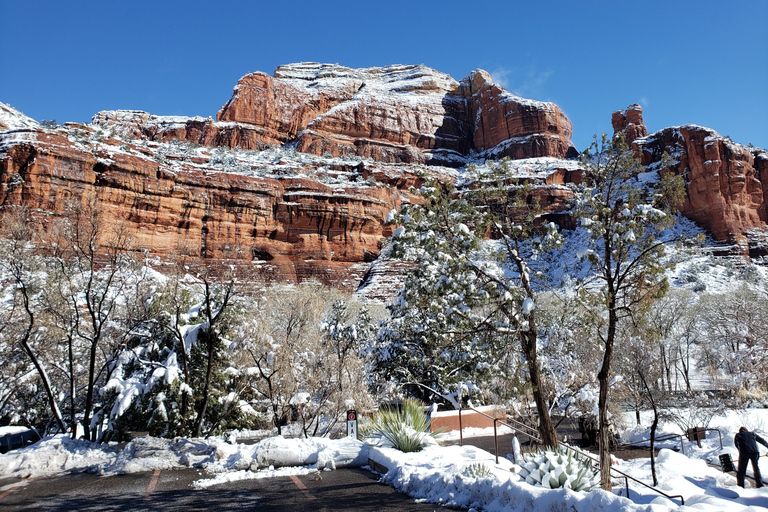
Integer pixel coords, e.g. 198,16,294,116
458,408,464,446
706,428,723,450
493,419,499,465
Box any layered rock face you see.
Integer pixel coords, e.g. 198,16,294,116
5,61,766,295
0,125,425,289
91,110,280,151
1,66,583,292
468,70,576,161
634,124,768,255
210,63,577,165
93,64,577,167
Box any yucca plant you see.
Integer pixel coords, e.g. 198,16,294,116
518,447,599,492
365,399,443,452
462,463,493,479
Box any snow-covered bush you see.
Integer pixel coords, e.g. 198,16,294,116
461,463,493,479
518,447,599,491
231,282,375,438
365,399,441,453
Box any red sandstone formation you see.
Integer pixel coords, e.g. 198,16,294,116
200,63,576,165
0,126,422,289
610,103,768,255
217,70,355,145
612,104,648,145
634,124,768,255
467,70,576,160
5,63,768,294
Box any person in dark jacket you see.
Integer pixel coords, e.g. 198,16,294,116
734,426,768,488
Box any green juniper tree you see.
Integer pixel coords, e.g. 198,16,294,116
375,160,563,446
575,133,685,489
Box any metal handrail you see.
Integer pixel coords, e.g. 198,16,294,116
622,433,687,454
455,407,685,506
621,427,723,454
458,407,543,464
706,428,723,449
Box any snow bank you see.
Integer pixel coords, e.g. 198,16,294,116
204,435,370,473
0,436,118,478
369,443,646,512
0,434,373,481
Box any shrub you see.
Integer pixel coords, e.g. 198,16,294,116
518,447,599,491
365,399,442,453
462,463,493,479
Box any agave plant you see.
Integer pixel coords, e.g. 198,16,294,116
518,447,599,492
364,399,443,453
461,463,493,479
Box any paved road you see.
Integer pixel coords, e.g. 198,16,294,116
0,467,445,511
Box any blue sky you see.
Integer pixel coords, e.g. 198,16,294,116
1,1,766,151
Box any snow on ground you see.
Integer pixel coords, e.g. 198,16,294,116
2,408,767,511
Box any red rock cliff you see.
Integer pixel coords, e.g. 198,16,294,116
467,70,577,161
634,124,768,255
0,126,424,289
612,103,647,145
197,63,576,166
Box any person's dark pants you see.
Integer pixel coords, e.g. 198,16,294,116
737,453,764,488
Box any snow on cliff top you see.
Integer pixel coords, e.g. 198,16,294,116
0,102,40,131
271,62,556,112
91,109,210,137
274,62,461,98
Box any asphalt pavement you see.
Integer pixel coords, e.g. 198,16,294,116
0,467,446,512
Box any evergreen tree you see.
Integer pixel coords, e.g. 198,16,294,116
574,133,685,489
375,160,562,446
373,176,506,408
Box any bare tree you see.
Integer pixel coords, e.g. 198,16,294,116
697,289,768,393
646,290,693,393
0,206,65,432
236,282,374,437
45,197,137,441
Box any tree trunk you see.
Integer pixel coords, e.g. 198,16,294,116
522,328,558,448
649,406,659,486
17,289,66,434
639,369,659,486
659,344,670,393
68,332,76,438
174,323,190,434
82,340,99,441
598,306,617,490
193,329,216,437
